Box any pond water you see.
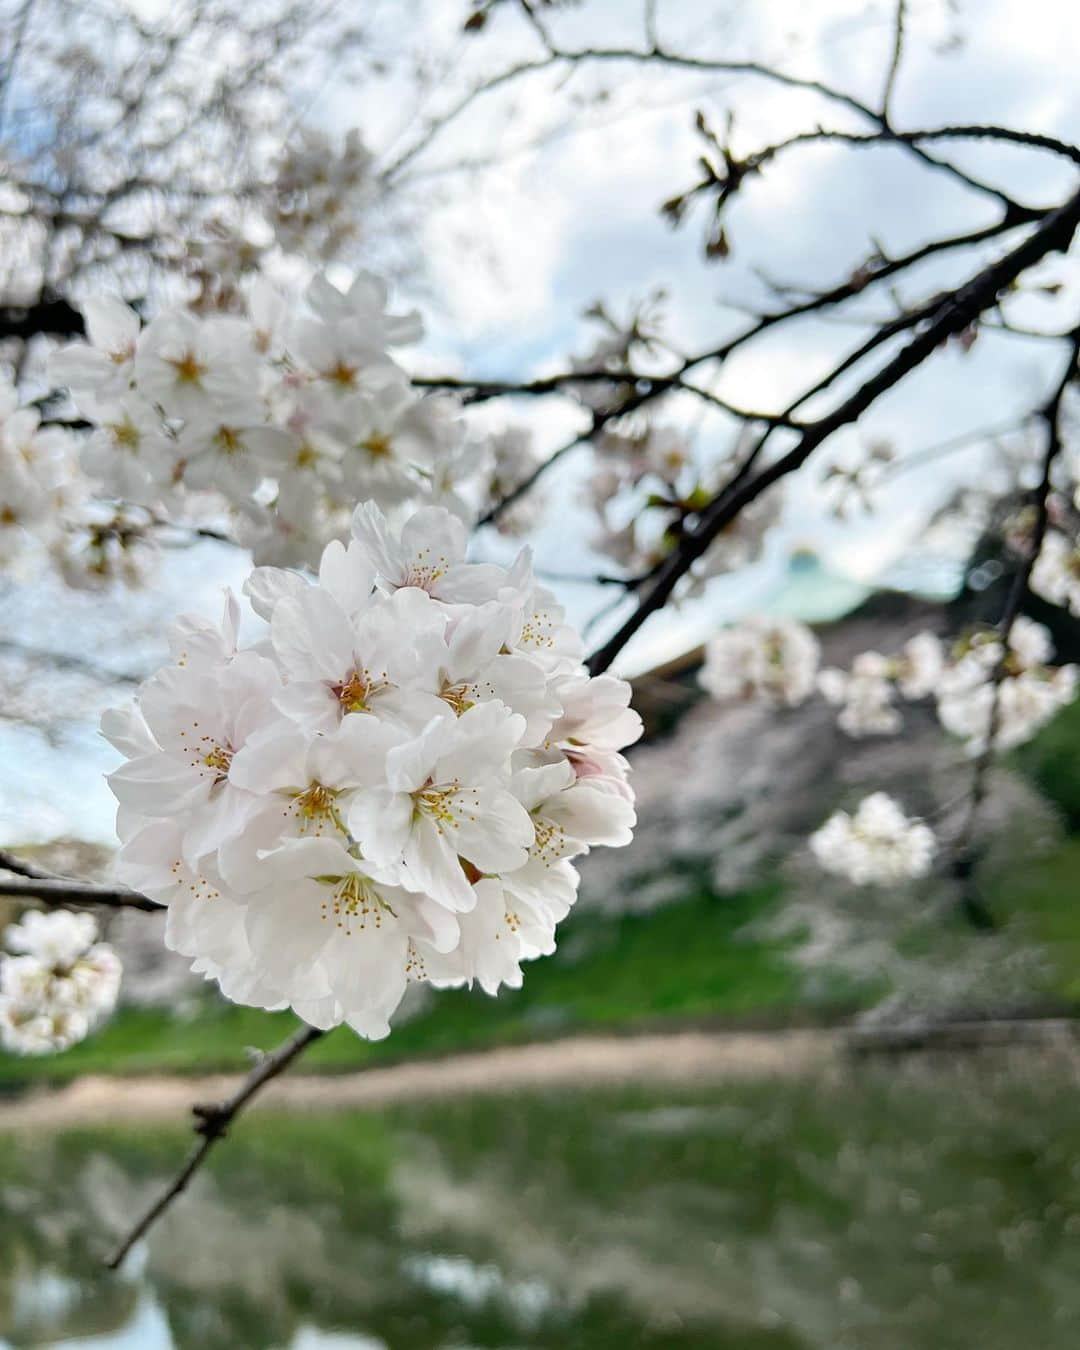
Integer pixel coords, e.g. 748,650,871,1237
2,1051,1080,1349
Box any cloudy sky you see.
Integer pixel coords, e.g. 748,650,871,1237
2,0,1078,844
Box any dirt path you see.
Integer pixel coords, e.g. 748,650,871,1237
5,1020,1076,1131
0,1028,838,1131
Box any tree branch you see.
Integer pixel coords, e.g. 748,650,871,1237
385,42,1026,210
949,326,1080,926
0,296,84,342
105,1021,326,1270
0,851,160,912
881,0,907,124
585,185,1080,675
0,873,162,913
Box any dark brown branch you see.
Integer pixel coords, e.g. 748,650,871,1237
586,185,1080,676
0,873,162,913
0,296,84,342
413,370,803,425
385,43,1022,209
0,849,54,881
739,126,1080,182
105,1022,326,1270
881,0,907,124
475,212,1038,524
949,326,1080,926
685,214,1041,369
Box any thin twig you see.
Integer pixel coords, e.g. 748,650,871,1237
105,1022,326,1270
881,0,907,124
475,211,1037,525
585,186,1080,675
413,369,802,425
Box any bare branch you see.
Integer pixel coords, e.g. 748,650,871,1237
413,370,803,425
384,42,1026,210
585,185,1080,675
949,326,1080,926
0,296,85,342
881,0,907,124
105,1021,326,1270
470,210,1040,526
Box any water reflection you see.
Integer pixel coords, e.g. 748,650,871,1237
3,1052,1080,1348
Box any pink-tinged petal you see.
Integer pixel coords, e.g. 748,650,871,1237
400,506,467,572
435,562,507,604
274,681,341,733
316,714,405,789
258,835,356,881
550,781,636,849
413,894,460,954
444,602,510,678
435,702,525,785
100,704,158,758
385,721,442,794
244,887,330,982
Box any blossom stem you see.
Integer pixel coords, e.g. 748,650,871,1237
105,1020,325,1270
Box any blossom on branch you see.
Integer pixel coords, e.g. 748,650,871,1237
1031,529,1080,616
48,269,498,576
699,617,820,707
106,503,640,1039
936,617,1077,755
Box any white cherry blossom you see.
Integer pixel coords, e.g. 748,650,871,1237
106,504,639,1038
810,793,935,886
1031,530,1080,616
0,909,122,1056
700,618,820,707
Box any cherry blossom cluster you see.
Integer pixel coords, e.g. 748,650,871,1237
0,373,85,575
1031,530,1080,616
809,793,936,886
105,503,640,1039
587,421,781,584
936,616,1077,755
481,427,548,537
272,128,376,264
152,128,380,309
49,273,526,573
699,617,820,707
0,909,122,1056
818,632,946,739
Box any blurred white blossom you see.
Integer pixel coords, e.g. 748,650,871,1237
700,617,820,707
810,793,935,886
0,909,122,1056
